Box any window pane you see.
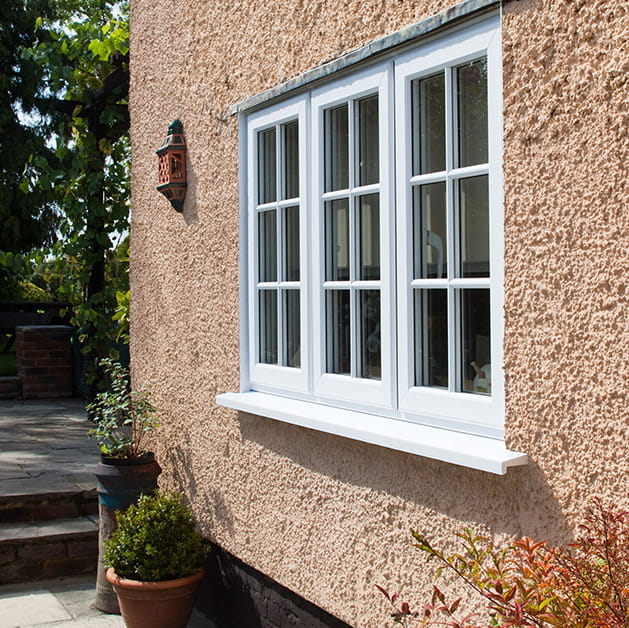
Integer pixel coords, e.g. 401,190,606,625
460,289,491,394
413,182,447,279
284,205,300,282
283,121,299,199
459,175,489,278
326,290,350,375
325,105,349,192
457,59,488,168
358,95,379,186
414,289,448,388
259,290,278,364
359,194,380,280
258,128,276,203
359,290,380,380
412,73,445,175
258,210,277,282
325,199,350,281
284,289,301,368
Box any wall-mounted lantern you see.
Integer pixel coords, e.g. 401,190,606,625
156,119,187,212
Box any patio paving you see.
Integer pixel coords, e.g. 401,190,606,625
0,399,217,627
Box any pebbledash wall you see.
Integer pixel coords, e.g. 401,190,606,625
129,0,629,626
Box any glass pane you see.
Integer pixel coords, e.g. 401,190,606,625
325,199,349,281
358,95,379,186
413,182,447,279
457,59,488,168
414,290,448,388
460,289,491,394
258,128,276,203
326,290,350,375
459,175,489,278
412,73,445,175
359,290,381,380
359,194,380,280
258,210,277,282
325,104,349,192
259,290,278,364
284,289,301,368
284,206,300,282
283,121,299,199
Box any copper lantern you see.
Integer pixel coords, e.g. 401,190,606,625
156,119,187,212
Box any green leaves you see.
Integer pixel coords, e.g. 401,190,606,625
87,358,158,459
104,492,209,582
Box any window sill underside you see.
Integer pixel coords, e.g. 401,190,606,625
216,391,527,475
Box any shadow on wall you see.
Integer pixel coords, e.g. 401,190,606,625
237,412,572,545
164,438,236,536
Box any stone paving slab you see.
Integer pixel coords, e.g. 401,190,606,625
0,399,99,498
0,575,214,627
0,516,97,543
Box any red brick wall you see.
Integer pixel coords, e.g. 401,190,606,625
16,326,73,399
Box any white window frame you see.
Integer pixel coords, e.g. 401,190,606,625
219,12,527,474
311,62,396,411
395,14,504,438
246,96,310,395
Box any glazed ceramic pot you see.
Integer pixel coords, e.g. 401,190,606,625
106,567,204,628
94,454,162,613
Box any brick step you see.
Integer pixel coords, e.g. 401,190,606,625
0,489,98,523
0,515,98,584
0,376,21,400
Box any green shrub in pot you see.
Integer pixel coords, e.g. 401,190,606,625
104,491,208,582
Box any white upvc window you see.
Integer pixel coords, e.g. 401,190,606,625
220,13,527,474
395,14,504,438
310,63,396,411
246,97,309,395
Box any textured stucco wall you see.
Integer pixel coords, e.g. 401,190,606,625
129,0,629,625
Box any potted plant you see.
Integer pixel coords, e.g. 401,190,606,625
88,357,162,613
105,491,209,628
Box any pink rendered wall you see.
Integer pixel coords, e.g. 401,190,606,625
129,1,629,625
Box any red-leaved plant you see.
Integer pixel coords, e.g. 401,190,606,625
377,499,629,627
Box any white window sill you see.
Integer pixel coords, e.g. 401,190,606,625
216,391,527,475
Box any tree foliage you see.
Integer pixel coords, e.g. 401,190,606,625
19,1,131,394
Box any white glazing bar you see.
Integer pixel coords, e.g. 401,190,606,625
449,278,490,288
448,163,489,179
409,171,447,186
410,278,449,288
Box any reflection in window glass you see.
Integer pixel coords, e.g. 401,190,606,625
283,121,299,200
325,199,349,281
413,73,445,175
259,290,278,364
258,128,276,203
457,59,488,168
359,194,380,281
326,290,350,375
414,289,448,388
359,290,381,379
284,290,301,368
258,210,277,282
413,182,447,279
325,105,349,192
358,95,379,186
461,289,491,394
459,175,489,278
284,206,300,282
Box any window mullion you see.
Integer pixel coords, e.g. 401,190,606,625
444,65,457,393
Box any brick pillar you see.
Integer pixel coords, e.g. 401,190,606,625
16,326,73,399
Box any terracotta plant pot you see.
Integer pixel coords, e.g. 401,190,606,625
106,567,204,628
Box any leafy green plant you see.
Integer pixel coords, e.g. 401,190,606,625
104,491,209,582
377,500,629,628
87,357,158,458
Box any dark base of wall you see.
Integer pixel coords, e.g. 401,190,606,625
195,544,352,628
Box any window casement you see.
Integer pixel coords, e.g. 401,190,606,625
220,12,527,474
